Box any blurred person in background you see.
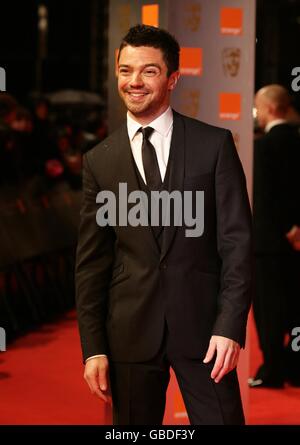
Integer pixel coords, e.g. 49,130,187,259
0,95,28,185
249,84,300,388
31,97,62,179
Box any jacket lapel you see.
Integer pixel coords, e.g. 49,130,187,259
115,123,161,256
115,123,140,195
160,111,185,263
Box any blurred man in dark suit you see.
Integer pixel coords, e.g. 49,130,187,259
250,84,300,388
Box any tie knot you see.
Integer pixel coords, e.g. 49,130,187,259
139,126,154,140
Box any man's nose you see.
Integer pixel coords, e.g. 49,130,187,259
129,72,144,88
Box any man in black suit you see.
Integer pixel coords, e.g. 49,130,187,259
249,84,300,388
75,25,252,424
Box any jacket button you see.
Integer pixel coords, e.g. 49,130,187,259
160,264,167,270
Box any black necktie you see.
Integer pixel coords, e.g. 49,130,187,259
139,127,162,190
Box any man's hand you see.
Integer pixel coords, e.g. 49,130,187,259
84,356,112,404
286,225,300,251
203,335,240,383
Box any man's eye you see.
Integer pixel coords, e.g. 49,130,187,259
144,70,157,76
120,69,129,74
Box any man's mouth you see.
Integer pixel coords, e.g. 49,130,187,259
126,91,148,97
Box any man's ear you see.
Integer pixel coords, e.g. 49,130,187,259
168,71,181,91
267,103,276,115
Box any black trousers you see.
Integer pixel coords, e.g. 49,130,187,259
253,253,300,382
109,323,244,425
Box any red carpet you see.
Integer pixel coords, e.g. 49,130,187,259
0,311,111,425
248,310,300,425
1,309,300,424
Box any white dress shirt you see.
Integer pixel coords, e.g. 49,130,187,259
127,106,173,183
85,107,174,363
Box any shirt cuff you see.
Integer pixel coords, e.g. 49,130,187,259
85,354,107,362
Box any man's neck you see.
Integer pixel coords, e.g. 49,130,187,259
128,105,170,126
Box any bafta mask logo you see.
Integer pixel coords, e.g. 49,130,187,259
184,2,201,32
180,89,200,118
222,48,241,77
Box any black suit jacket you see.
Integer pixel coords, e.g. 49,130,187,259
253,123,300,254
75,110,253,363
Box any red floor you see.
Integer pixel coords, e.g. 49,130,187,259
0,310,300,425
0,312,111,425
248,311,300,425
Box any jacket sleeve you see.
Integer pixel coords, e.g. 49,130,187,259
211,130,253,347
75,153,115,362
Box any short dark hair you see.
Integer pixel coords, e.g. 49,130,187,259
118,24,180,77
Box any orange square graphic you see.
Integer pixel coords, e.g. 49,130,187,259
142,4,159,28
180,48,202,76
219,93,241,120
220,7,243,35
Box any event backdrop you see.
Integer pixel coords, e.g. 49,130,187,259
108,0,256,424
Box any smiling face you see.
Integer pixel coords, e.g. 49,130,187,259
117,45,180,125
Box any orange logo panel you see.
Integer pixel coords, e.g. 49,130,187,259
180,48,202,76
220,7,243,35
219,93,241,120
142,4,159,28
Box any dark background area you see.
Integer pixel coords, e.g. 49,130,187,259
0,0,109,103
0,2,110,342
256,0,300,110
1,0,300,106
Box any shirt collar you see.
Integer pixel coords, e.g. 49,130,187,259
265,119,288,133
127,106,173,141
